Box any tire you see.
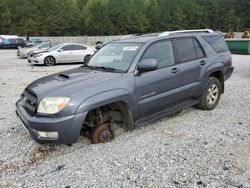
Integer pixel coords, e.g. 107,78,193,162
84,55,91,64
44,56,56,66
196,77,222,110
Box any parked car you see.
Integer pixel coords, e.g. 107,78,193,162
95,41,104,50
0,38,26,49
25,38,44,47
0,35,18,48
17,42,57,58
16,29,234,145
242,31,250,38
27,43,95,66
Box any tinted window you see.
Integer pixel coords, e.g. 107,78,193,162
17,38,24,42
202,35,228,53
194,39,205,58
62,45,75,51
141,40,175,69
9,39,16,43
174,38,196,63
73,45,86,50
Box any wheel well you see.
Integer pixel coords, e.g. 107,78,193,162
84,101,134,130
84,54,91,62
209,71,224,93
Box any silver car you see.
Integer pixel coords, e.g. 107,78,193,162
17,42,56,58
27,43,95,66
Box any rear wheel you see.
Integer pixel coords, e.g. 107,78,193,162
84,55,91,64
196,77,221,110
44,56,55,66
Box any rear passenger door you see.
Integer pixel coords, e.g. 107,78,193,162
135,40,182,116
173,37,206,99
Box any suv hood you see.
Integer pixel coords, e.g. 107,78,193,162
26,67,123,99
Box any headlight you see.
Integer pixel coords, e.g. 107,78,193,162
37,97,70,114
34,53,43,58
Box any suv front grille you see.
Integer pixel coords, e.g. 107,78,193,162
21,89,38,113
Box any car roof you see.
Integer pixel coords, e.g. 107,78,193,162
115,29,220,43
61,43,86,46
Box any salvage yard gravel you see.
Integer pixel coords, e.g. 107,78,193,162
0,50,249,187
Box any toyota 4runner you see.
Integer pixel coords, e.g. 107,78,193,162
16,29,234,145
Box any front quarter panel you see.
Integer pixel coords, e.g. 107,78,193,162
75,88,137,117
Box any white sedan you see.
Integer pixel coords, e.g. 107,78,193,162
27,43,95,66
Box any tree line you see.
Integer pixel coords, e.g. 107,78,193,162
0,0,249,36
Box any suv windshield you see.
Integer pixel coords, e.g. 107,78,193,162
87,42,142,72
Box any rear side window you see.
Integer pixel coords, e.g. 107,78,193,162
174,38,196,63
73,45,87,50
62,45,75,51
194,39,205,59
141,40,175,69
202,35,228,53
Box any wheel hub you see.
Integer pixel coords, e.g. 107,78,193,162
99,130,112,143
92,124,112,144
207,84,219,105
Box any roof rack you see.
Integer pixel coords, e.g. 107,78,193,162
158,29,214,37
121,32,160,40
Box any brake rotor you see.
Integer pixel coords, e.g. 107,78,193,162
92,124,112,144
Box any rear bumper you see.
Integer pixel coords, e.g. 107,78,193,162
16,99,88,145
224,66,234,81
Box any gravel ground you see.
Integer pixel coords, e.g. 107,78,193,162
0,50,249,188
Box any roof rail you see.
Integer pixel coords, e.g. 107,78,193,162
121,32,160,40
158,29,214,37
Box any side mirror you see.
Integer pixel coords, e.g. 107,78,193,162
138,59,158,73
58,48,63,52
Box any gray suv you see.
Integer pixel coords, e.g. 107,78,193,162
16,29,234,145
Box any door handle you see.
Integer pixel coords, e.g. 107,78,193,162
200,60,206,65
171,67,180,73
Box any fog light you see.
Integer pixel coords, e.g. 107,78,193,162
37,131,47,138
37,131,58,139
46,132,58,139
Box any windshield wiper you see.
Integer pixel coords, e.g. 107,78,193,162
94,66,116,72
81,64,124,73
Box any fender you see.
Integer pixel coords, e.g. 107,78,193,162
201,62,225,94
75,89,137,118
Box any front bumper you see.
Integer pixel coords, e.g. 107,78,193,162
27,56,44,65
16,99,88,145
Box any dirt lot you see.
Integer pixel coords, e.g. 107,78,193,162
0,50,249,187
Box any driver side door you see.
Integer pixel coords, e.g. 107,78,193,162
57,45,75,63
135,40,182,116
